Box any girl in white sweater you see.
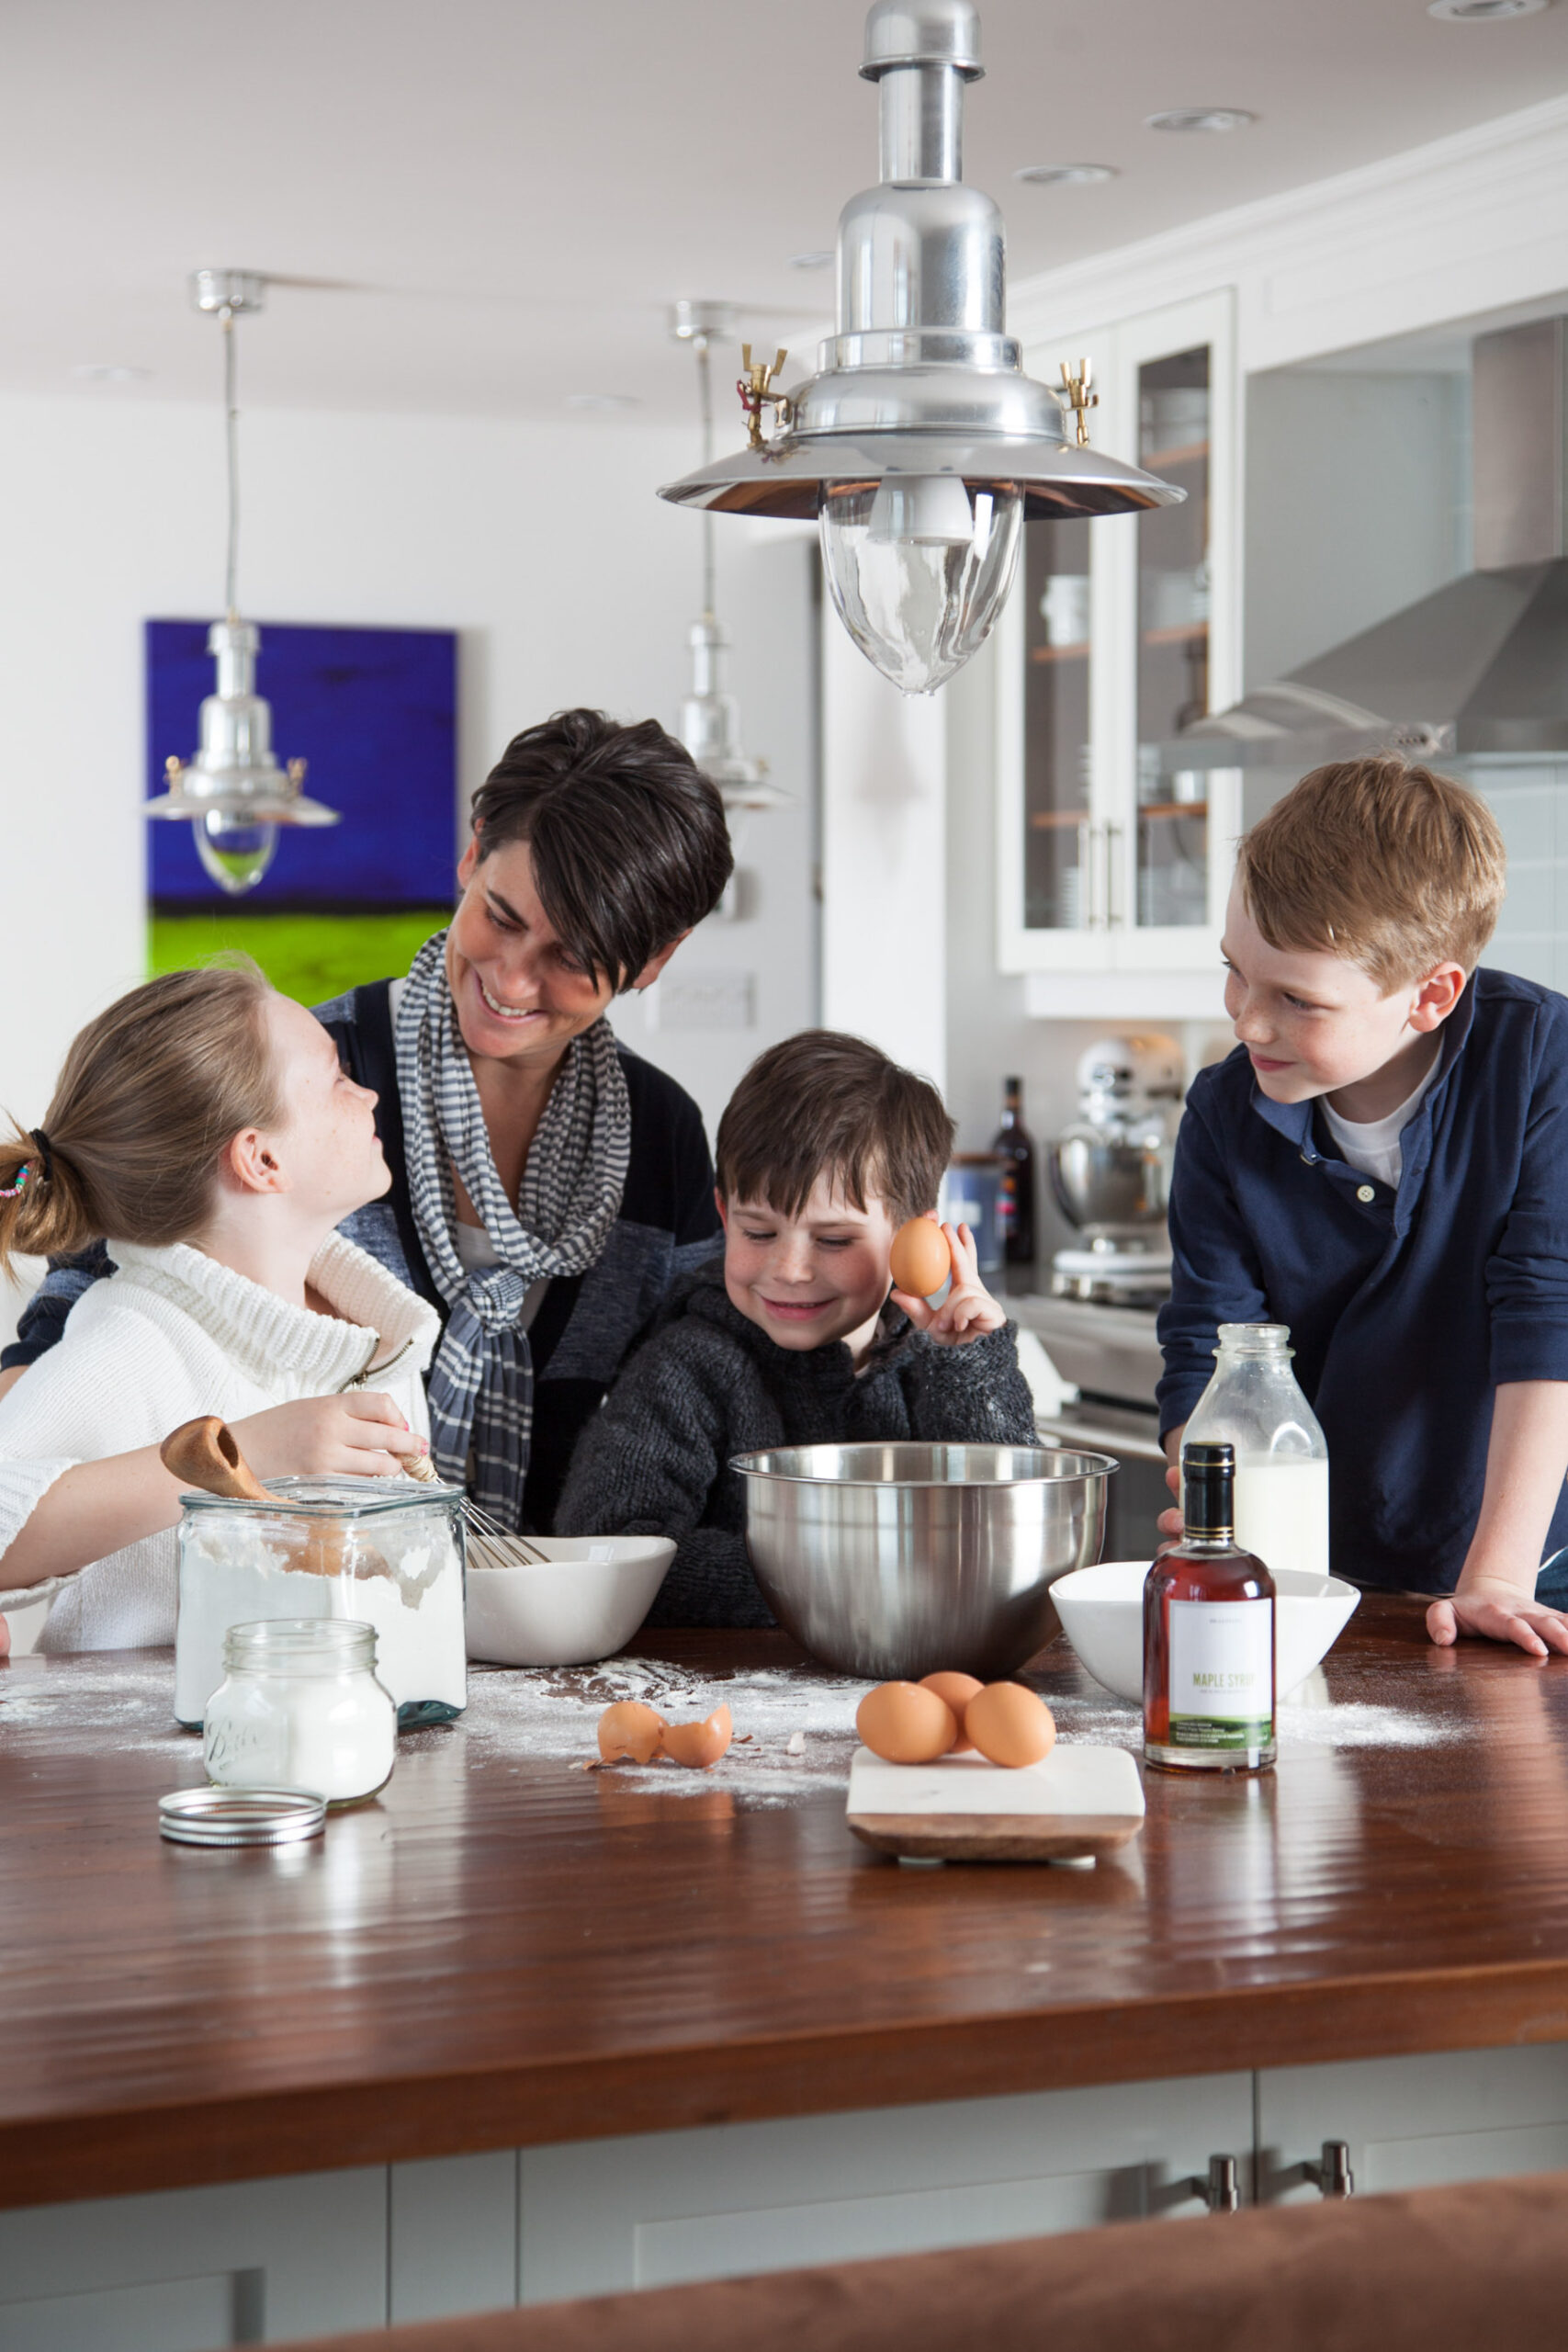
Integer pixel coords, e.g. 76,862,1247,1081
0,964,439,1650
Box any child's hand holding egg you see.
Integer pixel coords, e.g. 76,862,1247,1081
889,1218,1008,1350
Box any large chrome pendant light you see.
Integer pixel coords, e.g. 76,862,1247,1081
659,0,1182,695
144,270,338,894
669,300,790,815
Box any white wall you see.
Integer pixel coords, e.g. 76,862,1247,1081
1243,368,1471,688
0,392,816,1146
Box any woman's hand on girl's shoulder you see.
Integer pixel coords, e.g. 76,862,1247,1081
231,1393,426,1482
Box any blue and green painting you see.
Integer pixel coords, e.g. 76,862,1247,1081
146,618,458,1004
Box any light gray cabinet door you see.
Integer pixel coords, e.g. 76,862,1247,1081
0,2167,387,2350
389,2149,518,2322
1258,2044,1568,2203
519,2074,1254,2302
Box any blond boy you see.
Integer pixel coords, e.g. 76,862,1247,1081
1157,756,1568,1656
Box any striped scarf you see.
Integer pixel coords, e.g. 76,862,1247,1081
393,931,631,1530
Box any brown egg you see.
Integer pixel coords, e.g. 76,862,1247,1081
919,1670,983,1753
661,1704,734,1770
889,1216,952,1301
964,1682,1056,1770
597,1700,667,1765
856,1680,957,1764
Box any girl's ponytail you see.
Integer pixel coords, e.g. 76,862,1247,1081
0,1126,94,1277
0,964,280,1280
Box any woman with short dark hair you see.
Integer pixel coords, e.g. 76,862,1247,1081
7,709,734,1535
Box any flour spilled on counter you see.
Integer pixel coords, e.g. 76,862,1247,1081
0,1653,196,1755
446,1655,867,1801
1041,1683,1464,1755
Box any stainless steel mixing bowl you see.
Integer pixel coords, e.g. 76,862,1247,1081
731,1442,1116,1679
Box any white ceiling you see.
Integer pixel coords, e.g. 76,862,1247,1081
7,0,1568,427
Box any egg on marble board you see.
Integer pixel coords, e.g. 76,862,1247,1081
964,1683,1056,1769
919,1670,983,1753
856,1680,958,1764
888,1216,952,1301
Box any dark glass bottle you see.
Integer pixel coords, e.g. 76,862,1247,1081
1144,1441,1276,1773
991,1075,1037,1266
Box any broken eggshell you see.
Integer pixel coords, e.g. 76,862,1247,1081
597,1701,667,1765
660,1703,734,1770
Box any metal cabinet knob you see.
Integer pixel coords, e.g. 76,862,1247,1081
1276,2139,1355,2199
1174,2152,1241,2214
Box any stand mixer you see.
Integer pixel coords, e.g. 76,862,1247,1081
1047,1035,1185,1306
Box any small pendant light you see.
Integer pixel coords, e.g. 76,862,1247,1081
144,270,338,894
659,1,1183,696
670,301,791,815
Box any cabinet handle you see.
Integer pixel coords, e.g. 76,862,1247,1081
1105,820,1124,929
1075,817,1099,931
1170,2152,1241,2214
1273,2140,1355,2199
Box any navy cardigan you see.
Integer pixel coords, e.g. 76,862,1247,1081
1156,967,1568,1595
4,979,722,1533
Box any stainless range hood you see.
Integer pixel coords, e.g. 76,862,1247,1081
1167,319,1568,773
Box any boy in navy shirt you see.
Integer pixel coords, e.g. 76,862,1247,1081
1156,756,1568,1657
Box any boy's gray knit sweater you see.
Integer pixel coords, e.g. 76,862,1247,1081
555,1262,1039,1627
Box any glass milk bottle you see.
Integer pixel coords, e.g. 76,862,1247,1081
1181,1323,1329,1580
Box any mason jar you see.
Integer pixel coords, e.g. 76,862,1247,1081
204,1618,397,1805
174,1473,466,1732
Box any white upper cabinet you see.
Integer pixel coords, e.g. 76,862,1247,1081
998,289,1241,996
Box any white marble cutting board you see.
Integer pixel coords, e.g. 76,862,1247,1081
846,1742,1145,1863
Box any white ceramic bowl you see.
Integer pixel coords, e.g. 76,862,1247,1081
464,1535,675,1668
1051,1558,1360,1705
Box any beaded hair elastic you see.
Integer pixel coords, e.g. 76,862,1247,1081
0,1126,55,1199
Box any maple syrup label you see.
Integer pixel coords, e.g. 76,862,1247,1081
1167,1599,1274,1748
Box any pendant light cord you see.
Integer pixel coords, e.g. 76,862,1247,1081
221,305,241,623
694,333,716,620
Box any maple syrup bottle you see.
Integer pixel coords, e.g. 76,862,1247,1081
1145,1440,1276,1774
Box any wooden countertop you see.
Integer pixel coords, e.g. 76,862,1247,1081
6,1600,1568,2211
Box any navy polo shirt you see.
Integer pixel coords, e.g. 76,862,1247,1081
1156,967,1568,1594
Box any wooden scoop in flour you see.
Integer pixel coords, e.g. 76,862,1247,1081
160,1415,381,1579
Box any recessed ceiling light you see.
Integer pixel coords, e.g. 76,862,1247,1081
1014,163,1118,186
788,251,835,271
70,363,152,384
565,391,642,412
1145,107,1256,132
1428,0,1549,17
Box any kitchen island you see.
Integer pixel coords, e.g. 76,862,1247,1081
6,1601,1568,2343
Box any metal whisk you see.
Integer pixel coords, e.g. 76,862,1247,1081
406,1450,549,1566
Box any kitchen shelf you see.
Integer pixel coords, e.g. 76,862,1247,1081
1136,800,1209,822
1029,808,1092,831
1141,621,1210,648
1141,438,1210,469
1029,642,1090,664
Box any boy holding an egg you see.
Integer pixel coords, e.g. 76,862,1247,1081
555,1030,1037,1625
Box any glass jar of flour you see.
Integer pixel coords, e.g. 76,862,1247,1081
174,1475,467,1732
204,1619,397,1804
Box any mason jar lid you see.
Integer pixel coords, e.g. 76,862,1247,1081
221,1616,378,1676
159,1786,327,1847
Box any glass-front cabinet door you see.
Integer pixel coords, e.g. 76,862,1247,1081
1021,514,1094,933
997,290,1239,982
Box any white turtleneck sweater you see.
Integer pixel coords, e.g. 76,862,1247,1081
0,1232,440,1653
